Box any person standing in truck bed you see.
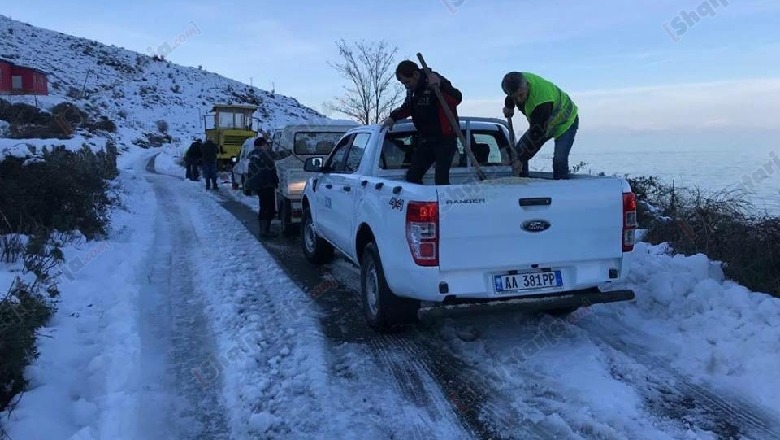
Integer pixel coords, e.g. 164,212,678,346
383,60,463,185
501,71,579,180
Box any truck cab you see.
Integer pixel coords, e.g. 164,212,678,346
271,120,359,235
203,104,258,170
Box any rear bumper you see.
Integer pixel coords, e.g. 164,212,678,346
386,258,631,303
437,288,635,309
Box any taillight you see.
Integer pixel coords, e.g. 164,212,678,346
406,201,439,266
622,192,637,252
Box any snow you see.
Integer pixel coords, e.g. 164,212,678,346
4,150,780,439
2,13,780,440
606,242,780,410
0,14,328,163
2,151,158,440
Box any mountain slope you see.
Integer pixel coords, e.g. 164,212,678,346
0,15,327,155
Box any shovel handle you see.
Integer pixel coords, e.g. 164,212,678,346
505,117,522,175
416,53,486,181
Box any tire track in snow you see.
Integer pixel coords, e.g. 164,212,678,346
158,178,465,439
325,262,554,440
239,222,556,439
140,159,231,439
580,318,780,440
207,193,513,438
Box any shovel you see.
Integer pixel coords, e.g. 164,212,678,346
504,115,523,176
416,53,486,182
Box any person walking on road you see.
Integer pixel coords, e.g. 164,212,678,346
245,135,279,238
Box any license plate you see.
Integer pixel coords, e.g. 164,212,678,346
493,270,563,294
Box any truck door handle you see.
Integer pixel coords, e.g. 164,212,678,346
519,197,552,207
342,186,351,192
325,184,332,189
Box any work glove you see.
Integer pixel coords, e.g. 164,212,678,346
381,117,395,129
503,96,515,118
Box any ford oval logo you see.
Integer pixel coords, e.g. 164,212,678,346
522,219,551,233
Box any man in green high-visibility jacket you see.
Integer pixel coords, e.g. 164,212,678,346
501,72,579,179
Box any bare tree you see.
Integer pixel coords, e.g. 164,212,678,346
326,39,405,124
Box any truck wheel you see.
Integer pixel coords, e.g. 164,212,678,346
279,198,294,236
301,208,334,264
241,176,251,196
361,241,420,332
231,172,239,190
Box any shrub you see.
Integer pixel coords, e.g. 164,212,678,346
0,143,119,239
0,229,65,412
627,175,780,297
0,278,55,412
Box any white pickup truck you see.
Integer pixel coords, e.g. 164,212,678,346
300,117,637,332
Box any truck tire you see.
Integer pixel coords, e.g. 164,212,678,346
301,207,334,264
279,197,294,236
360,241,420,332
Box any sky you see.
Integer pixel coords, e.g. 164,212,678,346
3,0,780,137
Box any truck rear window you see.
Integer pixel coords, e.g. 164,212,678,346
379,129,511,170
293,132,344,155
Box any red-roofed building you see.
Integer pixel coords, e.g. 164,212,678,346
0,60,48,95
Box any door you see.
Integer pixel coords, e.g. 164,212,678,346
313,134,352,241
330,132,371,253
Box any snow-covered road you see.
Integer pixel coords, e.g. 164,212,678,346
4,151,780,440
142,156,473,439
137,163,230,439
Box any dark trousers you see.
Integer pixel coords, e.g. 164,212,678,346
186,160,200,181
405,135,457,185
257,187,276,223
202,162,217,189
516,116,579,180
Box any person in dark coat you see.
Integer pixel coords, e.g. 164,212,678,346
200,139,219,190
382,60,463,185
245,136,279,237
185,138,202,181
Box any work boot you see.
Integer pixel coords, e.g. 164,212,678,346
262,219,277,238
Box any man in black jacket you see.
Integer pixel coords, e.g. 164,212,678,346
201,139,219,190
185,138,202,181
245,136,279,237
383,60,463,185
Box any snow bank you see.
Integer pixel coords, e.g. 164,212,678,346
610,242,780,410
2,151,158,440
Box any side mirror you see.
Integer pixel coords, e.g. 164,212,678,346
304,157,324,172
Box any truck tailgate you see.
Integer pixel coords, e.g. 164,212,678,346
436,178,625,272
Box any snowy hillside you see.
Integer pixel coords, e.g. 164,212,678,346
0,14,327,157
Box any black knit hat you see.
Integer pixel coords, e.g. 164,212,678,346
501,72,526,94
253,136,267,147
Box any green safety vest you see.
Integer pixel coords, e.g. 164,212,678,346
520,72,578,139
